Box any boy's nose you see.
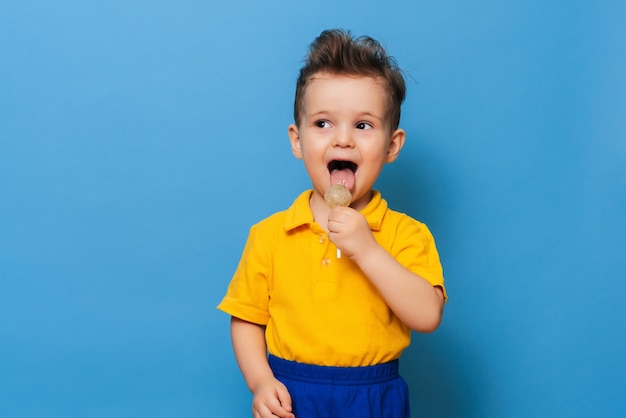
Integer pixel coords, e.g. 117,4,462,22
333,128,355,148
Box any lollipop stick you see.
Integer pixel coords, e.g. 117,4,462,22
337,248,341,258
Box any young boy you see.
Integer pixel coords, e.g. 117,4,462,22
218,29,446,418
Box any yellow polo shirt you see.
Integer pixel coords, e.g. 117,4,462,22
217,190,446,367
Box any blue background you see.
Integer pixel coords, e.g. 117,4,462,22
1,1,624,417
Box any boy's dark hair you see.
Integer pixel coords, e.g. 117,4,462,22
294,29,406,130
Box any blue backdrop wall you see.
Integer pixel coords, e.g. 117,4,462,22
1,1,624,417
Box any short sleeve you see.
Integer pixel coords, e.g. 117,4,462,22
392,217,447,302
217,224,272,324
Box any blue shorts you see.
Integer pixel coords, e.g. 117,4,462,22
268,355,410,418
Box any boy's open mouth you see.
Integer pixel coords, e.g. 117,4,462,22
328,160,357,190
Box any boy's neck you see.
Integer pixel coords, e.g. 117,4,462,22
309,192,332,231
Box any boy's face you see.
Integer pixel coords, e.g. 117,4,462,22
288,72,405,211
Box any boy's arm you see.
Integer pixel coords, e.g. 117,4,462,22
327,208,444,332
230,317,294,418
353,244,444,332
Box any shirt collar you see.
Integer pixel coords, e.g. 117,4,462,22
283,190,388,231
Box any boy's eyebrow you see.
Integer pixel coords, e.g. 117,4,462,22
358,111,384,120
305,110,338,120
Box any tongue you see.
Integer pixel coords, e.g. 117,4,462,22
330,168,355,190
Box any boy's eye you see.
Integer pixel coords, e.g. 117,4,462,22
356,122,373,130
315,120,331,128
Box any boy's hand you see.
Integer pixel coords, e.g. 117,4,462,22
327,206,378,259
251,376,294,418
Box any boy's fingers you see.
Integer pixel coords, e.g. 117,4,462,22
263,396,293,418
277,387,293,412
267,405,294,418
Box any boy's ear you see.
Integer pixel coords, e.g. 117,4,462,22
385,128,406,163
288,124,303,159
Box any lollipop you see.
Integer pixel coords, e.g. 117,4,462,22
324,184,352,258
324,184,352,208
